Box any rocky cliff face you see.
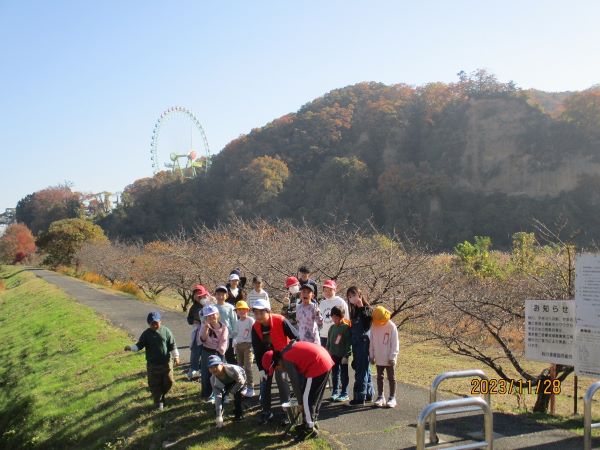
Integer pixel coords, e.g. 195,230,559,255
459,98,600,197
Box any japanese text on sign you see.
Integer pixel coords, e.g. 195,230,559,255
575,253,600,378
525,299,574,365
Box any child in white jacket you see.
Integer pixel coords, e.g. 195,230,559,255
369,306,399,408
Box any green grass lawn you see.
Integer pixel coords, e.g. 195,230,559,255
0,267,331,450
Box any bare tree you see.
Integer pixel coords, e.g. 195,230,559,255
426,225,577,413
76,241,133,284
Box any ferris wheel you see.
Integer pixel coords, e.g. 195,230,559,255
150,106,212,177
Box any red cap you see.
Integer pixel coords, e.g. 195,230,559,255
192,284,209,297
262,350,276,376
285,276,300,289
323,279,337,290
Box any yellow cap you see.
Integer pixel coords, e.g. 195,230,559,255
235,300,250,310
372,305,391,327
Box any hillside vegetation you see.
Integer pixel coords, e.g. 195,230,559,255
15,70,600,249
95,71,600,249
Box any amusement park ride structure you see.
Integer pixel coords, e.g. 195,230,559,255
150,106,212,178
81,192,121,216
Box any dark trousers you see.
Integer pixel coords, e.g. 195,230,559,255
260,369,290,412
331,355,349,396
300,370,330,429
221,381,243,417
225,338,236,364
376,365,396,398
201,348,221,398
352,337,373,401
147,362,174,404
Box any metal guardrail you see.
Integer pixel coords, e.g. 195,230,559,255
584,381,600,450
429,370,491,444
417,397,493,450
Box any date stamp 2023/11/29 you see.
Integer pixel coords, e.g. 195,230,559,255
470,378,562,395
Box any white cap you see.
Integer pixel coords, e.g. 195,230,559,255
252,299,270,310
229,273,240,281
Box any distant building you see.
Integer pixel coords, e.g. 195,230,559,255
0,208,16,232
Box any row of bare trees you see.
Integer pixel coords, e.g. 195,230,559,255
76,218,443,322
75,218,576,412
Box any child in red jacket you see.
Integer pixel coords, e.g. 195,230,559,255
262,340,334,441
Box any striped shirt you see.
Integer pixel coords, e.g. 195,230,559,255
247,289,270,309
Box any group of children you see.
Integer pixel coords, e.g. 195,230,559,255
124,266,400,441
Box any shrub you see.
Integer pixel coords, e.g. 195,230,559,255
0,223,36,264
113,281,143,298
38,218,108,267
80,272,110,286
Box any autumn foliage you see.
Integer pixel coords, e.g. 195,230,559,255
16,184,82,235
0,223,37,263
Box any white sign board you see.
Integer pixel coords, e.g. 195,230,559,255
525,299,575,365
575,253,600,378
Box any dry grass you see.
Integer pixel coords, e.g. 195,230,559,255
399,331,599,420
80,271,110,286
112,280,143,298
56,268,147,301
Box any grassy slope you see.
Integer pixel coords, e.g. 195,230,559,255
0,267,330,450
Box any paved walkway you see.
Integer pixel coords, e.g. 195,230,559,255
32,269,586,450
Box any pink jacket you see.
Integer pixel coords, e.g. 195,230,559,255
198,321,229,356
369,320,399,366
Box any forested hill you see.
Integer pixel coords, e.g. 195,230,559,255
100,71,600,249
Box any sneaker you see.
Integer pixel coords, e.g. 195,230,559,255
348,399,365,406
366,394,373,402
160,394,167,406
330,393,339,401
294,428,307,442
281,398,298,408
260,411,274,424
305,427,319,439
335,394,349,402
374,396,385,407
387,397,397,408
244,387,255,397
156,402,164,410
295,426,319,441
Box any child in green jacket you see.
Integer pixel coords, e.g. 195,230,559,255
124,311,180,410
326,306,351,401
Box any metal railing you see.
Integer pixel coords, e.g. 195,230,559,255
584,381,600,450
429,370,491,444
417,397,493,450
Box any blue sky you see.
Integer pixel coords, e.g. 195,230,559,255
1,1,599,211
